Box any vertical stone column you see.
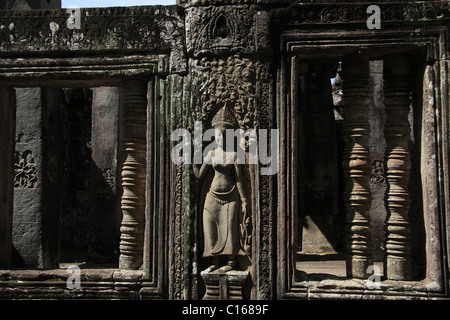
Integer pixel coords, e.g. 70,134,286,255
368,60,388,262
12,88,43,268
89,87,121,263
0,85,15,268
341,54,373,279
119,80,148,270
12,88,61,269
383,54,413,280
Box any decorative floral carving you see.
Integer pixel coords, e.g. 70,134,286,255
321,8,337,23
186,5,256,57
273,2,449,25
371,160,386,184
14,150,38,189
254,61,273,299
102,168,115,189
191,55,255,131
338,7,353,22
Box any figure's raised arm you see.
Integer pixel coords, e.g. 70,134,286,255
193,150,212,180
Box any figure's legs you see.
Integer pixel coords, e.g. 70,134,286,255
203,205,217,253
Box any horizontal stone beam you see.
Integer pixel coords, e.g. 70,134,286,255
272,2,450,26
0,6,186,74
0,55,168,86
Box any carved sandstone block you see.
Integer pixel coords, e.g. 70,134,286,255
341,54,373,279
119,80,148,270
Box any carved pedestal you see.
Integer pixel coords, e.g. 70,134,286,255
119,80,148,270
383,54,413,280
201,270,249,300
341,54,373,279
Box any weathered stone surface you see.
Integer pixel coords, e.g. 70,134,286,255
119,80,148,270
341,54,373,279
368,60,387,262
301,216,337,254
201,270,249,300
0,0,449,301
383,54,413,281
0,0,60,10
89,87,121,264
0,6,186,74
272,1,450,26
12,87,62,269
185,4,269,58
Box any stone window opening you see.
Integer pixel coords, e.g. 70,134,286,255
10,86,122,271
296,61,346,278
293,54,427,283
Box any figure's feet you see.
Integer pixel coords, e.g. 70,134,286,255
203,264,220,273
203,256,220,273
217,264,234,273
217,256,236,273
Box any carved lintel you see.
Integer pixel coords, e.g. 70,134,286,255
0,7,183,59
341,54,373,279
200,270,249,300
383,54,413,281
185,5,258,58
119,80,148,270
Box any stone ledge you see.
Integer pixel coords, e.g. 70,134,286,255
0,267,153,299
285,277,445,299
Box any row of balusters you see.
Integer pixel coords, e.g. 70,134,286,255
342,53,413,281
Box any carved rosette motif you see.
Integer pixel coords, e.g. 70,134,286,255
341,54,373,279
119,80,148,270
272,2,450,26
14,150,38,189
383,54,413,281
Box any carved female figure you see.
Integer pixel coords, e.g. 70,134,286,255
194,106,249,273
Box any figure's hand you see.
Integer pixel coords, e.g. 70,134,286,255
204,150,212,164
241,201,247,215
193,148,202,165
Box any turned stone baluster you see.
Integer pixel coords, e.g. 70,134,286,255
119,80,148,270
383,54,412,280
341,54,373,279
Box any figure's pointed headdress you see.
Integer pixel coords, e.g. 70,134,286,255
211,105,237,128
